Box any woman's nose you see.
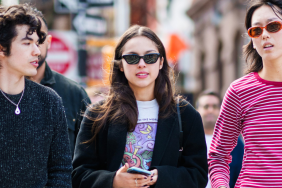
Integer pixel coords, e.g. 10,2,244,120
261,28,270,40
138,58,146,68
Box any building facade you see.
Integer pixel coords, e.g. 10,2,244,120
187,0,248,97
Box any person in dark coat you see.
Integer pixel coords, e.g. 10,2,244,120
72,25,208,188
29,10,91,157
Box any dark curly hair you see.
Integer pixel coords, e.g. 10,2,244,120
28,6,48,31
243,0,282,74
0,3,46,60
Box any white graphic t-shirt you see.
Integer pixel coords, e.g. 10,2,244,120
121,99,159,170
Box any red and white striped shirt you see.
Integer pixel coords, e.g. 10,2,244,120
208,72,282,188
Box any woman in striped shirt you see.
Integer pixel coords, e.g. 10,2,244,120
208,0,282,187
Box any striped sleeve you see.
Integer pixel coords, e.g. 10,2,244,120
208,84,243,188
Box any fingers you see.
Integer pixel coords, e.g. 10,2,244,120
122,173,151,187
150,169,158,175
114,165,152,188
125,163,130,169
130,174,149,179
119,163,129,173
146,174,158,186
119,166,155,187
134,178,151,187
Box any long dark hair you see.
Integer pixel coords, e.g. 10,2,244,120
86,25,177,143
243,0,282,74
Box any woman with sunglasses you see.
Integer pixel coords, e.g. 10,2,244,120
72,25,208,188
208,0,282,188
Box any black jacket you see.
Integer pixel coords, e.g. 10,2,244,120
41,63,91,156
72,100,208,188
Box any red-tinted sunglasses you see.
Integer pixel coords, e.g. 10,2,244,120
248,21,282,38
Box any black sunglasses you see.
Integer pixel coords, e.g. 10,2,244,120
122,53,160,64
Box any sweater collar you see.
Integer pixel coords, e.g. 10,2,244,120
254,72,282,87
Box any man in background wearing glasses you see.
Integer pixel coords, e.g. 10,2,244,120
196,90,244,188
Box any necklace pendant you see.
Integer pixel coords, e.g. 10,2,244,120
15,106,21,115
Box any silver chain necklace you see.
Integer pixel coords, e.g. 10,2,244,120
0,87,25,115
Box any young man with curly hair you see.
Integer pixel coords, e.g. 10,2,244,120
0,4,72,187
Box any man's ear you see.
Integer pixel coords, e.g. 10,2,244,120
46,35,52,50
159,57,164,70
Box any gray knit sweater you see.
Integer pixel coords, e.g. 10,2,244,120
0,79,72,187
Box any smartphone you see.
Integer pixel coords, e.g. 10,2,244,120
127,167,152,176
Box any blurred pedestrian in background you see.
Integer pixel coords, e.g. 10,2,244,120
29,9,91,157
0,4,72,187
72,25,208,188
208,0,282,187
195,90,244,188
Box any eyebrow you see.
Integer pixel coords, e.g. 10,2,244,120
21,36,33,41
21,36,40,43
145,50,157,53
253,18,279,26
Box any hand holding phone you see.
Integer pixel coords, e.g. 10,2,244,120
127,167,152,176
113,164,151,188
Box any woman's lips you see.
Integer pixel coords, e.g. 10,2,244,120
263,43,274,51
136,72,149,78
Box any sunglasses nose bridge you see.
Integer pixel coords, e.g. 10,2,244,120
261,26,271,38
137,56,147,66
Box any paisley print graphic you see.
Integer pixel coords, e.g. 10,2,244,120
122,122,157,170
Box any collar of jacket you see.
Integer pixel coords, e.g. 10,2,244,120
40,62,56,86
106,109,178,171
